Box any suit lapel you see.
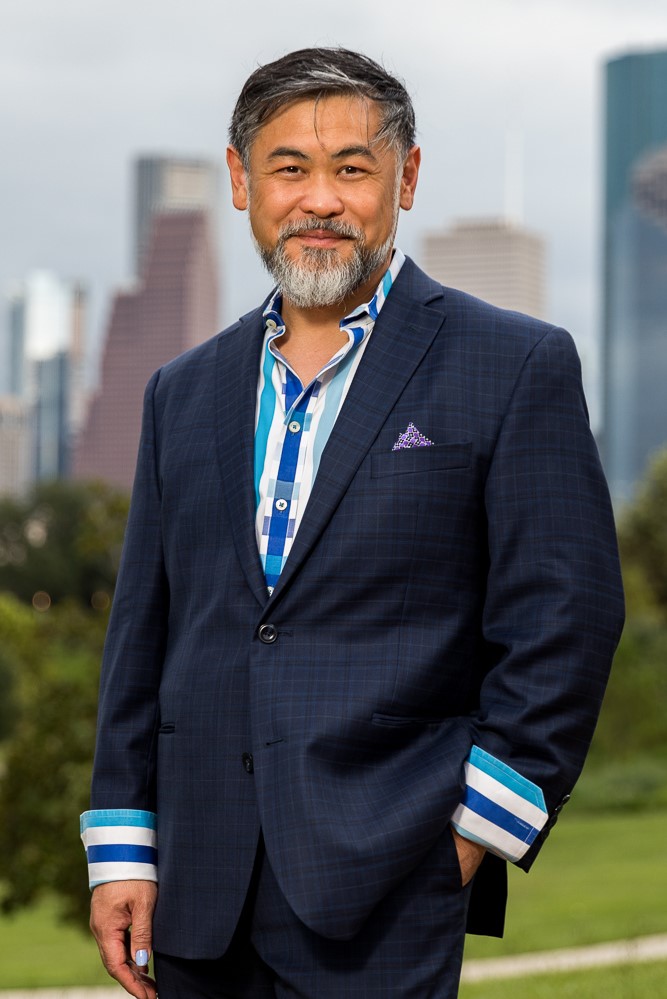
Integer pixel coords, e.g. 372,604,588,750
215,307,269,608
269,261,447,602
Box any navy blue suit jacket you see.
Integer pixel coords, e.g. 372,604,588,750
91,257,624,956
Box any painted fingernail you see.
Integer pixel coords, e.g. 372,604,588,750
135,949,149,967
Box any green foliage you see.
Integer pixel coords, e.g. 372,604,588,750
572,757,667,814
586,618,667,767
0,598,106,930
577,449,667,812
0,593,41,743
0,646,19,743
0,479,129,608
0,481,126,931
618,449,667,618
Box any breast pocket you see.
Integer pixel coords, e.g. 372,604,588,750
370,442,472,478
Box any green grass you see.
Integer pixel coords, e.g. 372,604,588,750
0,895,109,988
0,811,665,988
464,810,667,960
460,959,667,998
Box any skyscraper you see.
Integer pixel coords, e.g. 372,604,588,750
134,156,219,275
4,272,87,482
602,50,667,504
74,210,219,490
0,396,31,496
420,218,546,319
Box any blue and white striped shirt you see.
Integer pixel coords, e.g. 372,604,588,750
255,248,405,592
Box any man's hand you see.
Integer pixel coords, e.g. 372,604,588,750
451,827,486,886
90,880,158,999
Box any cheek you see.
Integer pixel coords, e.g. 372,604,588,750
249,189,301,237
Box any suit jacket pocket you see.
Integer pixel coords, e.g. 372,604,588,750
371,712,445,727
371,442,471,478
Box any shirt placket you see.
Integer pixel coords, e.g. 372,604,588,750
263,373,316,592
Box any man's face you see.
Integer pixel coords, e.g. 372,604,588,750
227,95,420,308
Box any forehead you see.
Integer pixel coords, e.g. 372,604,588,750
250,94,384,156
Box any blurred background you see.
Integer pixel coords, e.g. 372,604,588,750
0,1,666,994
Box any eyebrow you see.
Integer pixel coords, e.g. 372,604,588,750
332,145,378,162
266,145,378,162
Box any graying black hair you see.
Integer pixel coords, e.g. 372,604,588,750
229,47,416,168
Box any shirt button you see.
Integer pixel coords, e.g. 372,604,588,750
258,623,278,643
241,752,254,774
266,319,277,329
267,585,274,596
275,498,288,512
288,421,301,433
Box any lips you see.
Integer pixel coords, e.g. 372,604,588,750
295,230,351,243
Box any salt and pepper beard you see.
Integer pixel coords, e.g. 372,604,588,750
251,190,401,310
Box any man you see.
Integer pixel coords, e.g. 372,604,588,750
82,48,624,998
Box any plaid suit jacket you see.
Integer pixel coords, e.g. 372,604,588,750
91,257,624,956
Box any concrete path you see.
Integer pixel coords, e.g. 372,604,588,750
1,933,666,995
461,932,667,982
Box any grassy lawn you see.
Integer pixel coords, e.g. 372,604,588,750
464,809,667,960
0,895,109,989
0,811,665,988
460,959,667,998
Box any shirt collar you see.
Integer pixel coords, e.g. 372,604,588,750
262,247,406,341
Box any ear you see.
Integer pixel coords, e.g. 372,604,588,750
399,145,421,212
226,146,249,211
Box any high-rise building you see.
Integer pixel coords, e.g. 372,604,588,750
420,218,546,319
134,156,219,275
0,396,31,496
602,50,667,504
4,272,87,482
74,210,219,490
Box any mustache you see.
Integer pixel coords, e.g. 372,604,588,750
277,218,364,243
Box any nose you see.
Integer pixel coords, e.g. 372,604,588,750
298,172,345,219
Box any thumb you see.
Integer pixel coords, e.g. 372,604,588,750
130,901,153,968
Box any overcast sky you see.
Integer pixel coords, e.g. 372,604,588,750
2,0,666,417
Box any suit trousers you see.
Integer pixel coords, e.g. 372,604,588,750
154,832,473,998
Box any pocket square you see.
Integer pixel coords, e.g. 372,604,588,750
392,422,435,450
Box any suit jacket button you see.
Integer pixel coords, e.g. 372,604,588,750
242,752,254,774
258,623,278,643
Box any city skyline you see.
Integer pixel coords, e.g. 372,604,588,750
2,4,667,447
2,6,665,347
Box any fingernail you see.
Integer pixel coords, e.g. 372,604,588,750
135,949,149,967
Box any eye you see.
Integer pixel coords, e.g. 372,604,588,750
278,165,302,174
340,165,365,176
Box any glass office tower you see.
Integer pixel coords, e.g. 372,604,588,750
602,50,667,505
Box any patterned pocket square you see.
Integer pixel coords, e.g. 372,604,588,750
392,422,435,450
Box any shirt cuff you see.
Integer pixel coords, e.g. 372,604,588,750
80,809,158,888
451,745,548,863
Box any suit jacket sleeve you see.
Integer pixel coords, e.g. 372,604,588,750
452,326,624,868
81,370,167,886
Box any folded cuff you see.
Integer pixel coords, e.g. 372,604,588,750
451,746,548,863
80,809,158,888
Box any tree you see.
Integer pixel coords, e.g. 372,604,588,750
0,479,129,609
618,449,667,618
0,595,37,743
0,480,128,930
0,597,106,929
